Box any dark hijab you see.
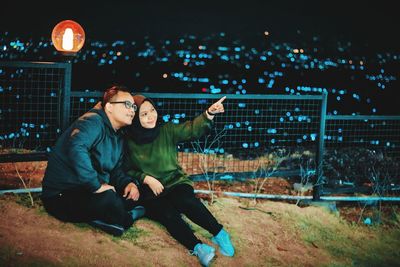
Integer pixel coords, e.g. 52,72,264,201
126,95,161,144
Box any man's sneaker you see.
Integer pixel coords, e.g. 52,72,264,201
130,205,146,221
191,243,215,267
88,220,125,236
211,228,235,256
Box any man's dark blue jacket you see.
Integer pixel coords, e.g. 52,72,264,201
42,108,133,198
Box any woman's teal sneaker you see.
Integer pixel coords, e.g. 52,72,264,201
211,228,235,256
191,243,215,266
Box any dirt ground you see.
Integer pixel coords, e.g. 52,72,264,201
1,160,400,266
0,194,334,267
1,193,399,267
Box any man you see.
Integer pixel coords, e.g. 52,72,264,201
41,85,144,236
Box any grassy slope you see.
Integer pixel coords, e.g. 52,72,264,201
0,194,399,267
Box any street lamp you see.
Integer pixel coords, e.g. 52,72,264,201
51,20,85,56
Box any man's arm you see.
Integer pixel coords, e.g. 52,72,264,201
67,114,103,193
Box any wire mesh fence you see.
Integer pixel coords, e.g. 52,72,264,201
1,61,399,196
69,92,324,180
0,61,71,161
324,115,400,193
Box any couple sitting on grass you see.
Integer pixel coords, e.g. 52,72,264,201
41,85,234,266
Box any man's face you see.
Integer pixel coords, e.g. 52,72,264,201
107,91,135,129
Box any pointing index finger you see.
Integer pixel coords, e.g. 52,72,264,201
215,96,226,104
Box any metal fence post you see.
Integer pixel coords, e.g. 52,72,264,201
313,91,328,201
61,62,72,131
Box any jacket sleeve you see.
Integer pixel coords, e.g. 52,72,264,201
110,151,136,194
67,114,102,193
171,112,214,144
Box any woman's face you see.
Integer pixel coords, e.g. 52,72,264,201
139,100,158,129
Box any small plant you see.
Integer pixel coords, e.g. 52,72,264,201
251,148,290,205
191,127,227,204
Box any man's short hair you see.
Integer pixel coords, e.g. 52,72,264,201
101,85,131,108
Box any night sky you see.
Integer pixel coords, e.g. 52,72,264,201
1,0,399,50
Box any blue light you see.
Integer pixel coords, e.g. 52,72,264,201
211,88,221,94
242,143,249,148
310,134,317,141
254,142,259,147
162,115,170,122
236,122,241,127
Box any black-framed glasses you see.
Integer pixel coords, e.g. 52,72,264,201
109,101,138,111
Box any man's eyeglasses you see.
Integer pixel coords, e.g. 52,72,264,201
109,101,138,111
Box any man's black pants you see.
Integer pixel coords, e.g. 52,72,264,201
41,188,137,229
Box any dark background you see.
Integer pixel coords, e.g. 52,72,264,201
1,1,399,114
1,0,398,50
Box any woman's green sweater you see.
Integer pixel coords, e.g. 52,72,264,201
126,112,213,190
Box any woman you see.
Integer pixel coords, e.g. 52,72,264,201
125,95,234,266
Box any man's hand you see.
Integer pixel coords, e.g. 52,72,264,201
143,175,164,196
123,182,140,201
94,184,115,193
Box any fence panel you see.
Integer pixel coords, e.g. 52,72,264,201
324,115,400,192
0,61,71,161
70,92,324,180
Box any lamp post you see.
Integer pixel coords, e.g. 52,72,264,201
51,19,85,130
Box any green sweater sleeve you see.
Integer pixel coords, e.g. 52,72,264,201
127,169,147,184
170,112,214,144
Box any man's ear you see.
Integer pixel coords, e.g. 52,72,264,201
105,102,113,113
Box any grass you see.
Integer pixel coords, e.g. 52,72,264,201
2,193,400,266
283,204,400,266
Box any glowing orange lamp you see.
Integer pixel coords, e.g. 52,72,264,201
51,20,85,56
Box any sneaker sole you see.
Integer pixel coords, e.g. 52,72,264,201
212,238,234,257
202,251,215,266
89,220,124,236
